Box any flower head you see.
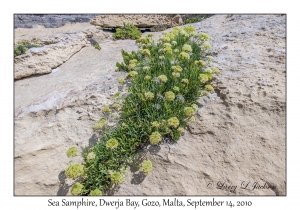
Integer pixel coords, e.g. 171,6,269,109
184,107,195,117
181,79,189,84
89,188,102,196
106,138,118,149
127,71,138,78
172,41,177,45
144,75,151,80
174,49,179,53
149,131,162,145
158,75,168,83
143,66,150,71
198,32,210,41
205,84,214,93
118,77,125,85
171,65,182,73
206,56,214,63
141,49,151,56
182,44,192,52
167,117,180,128
102,106,111,114
110,171,124,184
199,74,209,83
173,86,180,92
172,72,180,78
159,55,165,60
140,160,153,175
192,104,198,111
151,121,160,128
163,43,172,48
204,68,213,73
87,152,96,161
71,182,84,196
195,60,206,66
179,52,190,60
144,91,154,100
66,146,78,158
203,42,212,50
177,127,185,135
165,91,175,102
65,163,84,179
184,25,196,35
163,47,173,54
212,67,220,75
93,118,107,130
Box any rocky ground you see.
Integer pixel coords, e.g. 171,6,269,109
14,14,286,195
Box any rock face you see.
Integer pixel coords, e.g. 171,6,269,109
14,14,286,195
14,23,112,79
14,14,98,28
90,14,183,28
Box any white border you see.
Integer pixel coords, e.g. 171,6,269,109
3,1,296,209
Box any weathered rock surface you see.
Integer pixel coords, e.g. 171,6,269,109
14,33,137,195
14,23,112,79
14,14,98,29
14,14,286,196
90,14,183,28
115,14,286,196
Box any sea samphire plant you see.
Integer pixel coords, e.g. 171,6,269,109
112,23,142,40
66,25,220,195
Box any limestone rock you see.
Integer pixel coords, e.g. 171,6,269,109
90,14,183,28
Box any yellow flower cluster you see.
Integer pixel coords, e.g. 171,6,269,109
179,52,190,60
163,43,171,48
171,65,182,73
158,75,168,83
140,160,153,175
199,32,210,41
65,163,84,179
118,77,125,85
89,188,102,196
172,41,177,45
143,66,150,71
159,56,165,60
87,152,96,161
212,67,220,75
173,86,180,92
174,49,179,53
182,44,192,52
144,91,154,100
177,127,185,135
184,25,196,36
141,49,151,56
206,56,214,63
106,138,119,149
71,182,84,196
151,121,160,128
102,106,111,114
205,84,214,93
66,146,78,158
127,71,138,78
184,107,195,117
144,75,151,80
110,171,124,184
164,47,172,54
167,117,180,128
204,68,213,73
199,74,209,83
182,79,189,84
203,42,212,50
93,118,107,130
172,72,180,78
195,60,206,66
149,131,162,145
165,91,175,101
192,104,198,111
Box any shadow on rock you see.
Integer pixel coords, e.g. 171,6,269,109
57,171,71,196
131,171,146,185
